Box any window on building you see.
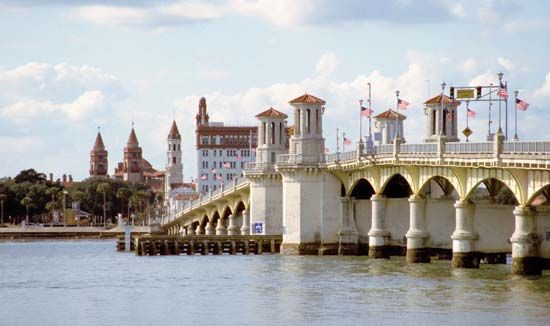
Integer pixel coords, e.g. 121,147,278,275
178,144,180,151
306,109,311,133
241,162,244,169
172,156,176,164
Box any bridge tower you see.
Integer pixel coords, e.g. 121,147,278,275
423,94,460,142
244,107,288,235
277,94,343,255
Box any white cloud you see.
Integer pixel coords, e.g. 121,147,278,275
461,58,478,73
315,52,339,78
198,67,230,80
533,72,550,98
497,57,515,71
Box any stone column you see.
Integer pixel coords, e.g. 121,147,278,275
510,206,541,275
240,210,250,235
451,200,479,268
406,195,430,263
194,224,201,235
205,221,215,235
227,214,240,235
188,225,196,235
215,218,227,235
368,194,390,258
338,197,359,255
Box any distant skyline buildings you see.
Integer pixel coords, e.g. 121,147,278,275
2,1,550,180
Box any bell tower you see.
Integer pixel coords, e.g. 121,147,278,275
89,129,108,177
424,94,461,142
123,125,143,183
165,120,184,200
288,93,326,163
195,97,209,127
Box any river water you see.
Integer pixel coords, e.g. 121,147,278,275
0,241,549,326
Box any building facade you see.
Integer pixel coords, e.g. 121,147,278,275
89,131,108,177
195,97,257,194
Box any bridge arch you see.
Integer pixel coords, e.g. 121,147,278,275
419,175,459,199
198,214,208,234
525,184,550,206
381,174,413,198
465,177,520,205
379,166,417,194
348,178,375,199
417,167,463,197
464,169,523,203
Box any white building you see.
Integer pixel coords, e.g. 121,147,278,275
374,109,407,145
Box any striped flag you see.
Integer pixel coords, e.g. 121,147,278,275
467,108,477,117
211,168,217,174
324,147,330,154
497,82,508,99
361,106,373,117
516,98,529,111
398,99,410,109
222,162,230,168
216,174,223,181
343,137,352,145
200,174,208,180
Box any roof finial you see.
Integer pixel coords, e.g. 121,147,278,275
98,125,100,132
132,119,134,129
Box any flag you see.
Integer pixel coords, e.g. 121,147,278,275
467,108,476,117
361,106,373,117
324,147,330,154
398,99,409,109
516,98,529,111
222,162,230,168
200,174,207,180
211,168,217,174
343,137,352,145
216,174,223,181
236,155,241,160
498,82,508,99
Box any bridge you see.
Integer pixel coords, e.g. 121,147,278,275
160,93,550,276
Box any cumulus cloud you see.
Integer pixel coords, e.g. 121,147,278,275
497,57,515,71
315,52,339,78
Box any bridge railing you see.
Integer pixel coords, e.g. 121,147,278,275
400,143,437,154
276,153,325,165
375,144,393,154
445,142,493,153
503,141,550,154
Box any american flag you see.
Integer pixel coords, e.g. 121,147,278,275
343,137,352,145
222,162,230,168
516,98,529,111
211,168,217,174
236,154,241,160
216,174,223,181
497,82,508,99
324,147,330,154
398,99,410,109
361,106,373,117
467,108,477,117
200,174,208,180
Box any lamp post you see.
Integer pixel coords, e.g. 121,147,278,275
395,90,400,140
514,90,519,141
62,190,68,226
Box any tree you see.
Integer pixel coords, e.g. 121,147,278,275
20,196,32,225
0,193,7,225
116,187,130,220
14,169,46,184
45,187,60,220
71,190,86,226
96,183,110,227
128,193,140,225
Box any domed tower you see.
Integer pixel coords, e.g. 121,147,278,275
288,93,326,163
424,94,461,142
89,130,108,177
255,107,288,165
165,120,184,199
195,97,209,127
123,126,144,183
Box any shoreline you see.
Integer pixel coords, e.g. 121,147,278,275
0,225,150,241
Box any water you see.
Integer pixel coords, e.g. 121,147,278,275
1,241,549,326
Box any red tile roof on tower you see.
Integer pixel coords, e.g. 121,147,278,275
168,120,181,139
374,109,407,120
93,132,105,150
255,107,288,118
289,93,326,105
424,94,461,105
127,128,139,147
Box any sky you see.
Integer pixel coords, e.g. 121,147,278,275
1,0,550,181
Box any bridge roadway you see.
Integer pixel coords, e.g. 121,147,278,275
160,137,550,275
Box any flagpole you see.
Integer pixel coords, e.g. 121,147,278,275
336,128,340,161
439,82,445,136
359,99,363,142
488,83,492,140
505,81,509,140
368,82,372,137
514,90,519,141
466,100,470,143
395,90,400,140
498,72,503,133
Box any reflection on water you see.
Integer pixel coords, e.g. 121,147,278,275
0,241,549,326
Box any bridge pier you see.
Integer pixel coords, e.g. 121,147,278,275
216,218,227,235
511,206,542,275
338,196,359,255
240,210,250,235
227,214,240,235
451,200,479,268
406,195,430,263
368,194,390,258
205,221,215,235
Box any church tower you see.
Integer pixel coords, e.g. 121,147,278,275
165,120,184,199
123,126,144,183
89,130,108,177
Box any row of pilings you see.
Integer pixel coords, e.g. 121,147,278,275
118,235,282,256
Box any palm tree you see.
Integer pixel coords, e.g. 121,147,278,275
45,187,60,222
128,193,139,226
20,196,32,225
116,187,130,222
96,183,110,227
0,193,7,225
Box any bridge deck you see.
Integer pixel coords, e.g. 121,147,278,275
118,234,283,256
